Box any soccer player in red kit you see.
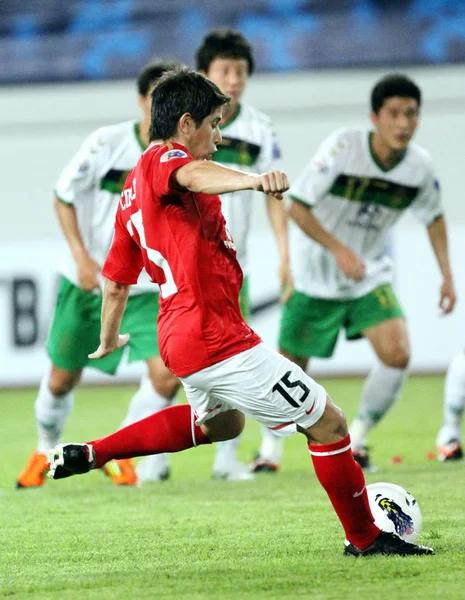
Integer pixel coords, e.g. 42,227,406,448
47,68,433,557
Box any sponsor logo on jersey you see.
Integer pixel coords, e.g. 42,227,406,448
223,228,236,251
375,493,415,537
214,137,261,166
330,174,419,211
160,149,188,162
348,202,383,231
100,168,131,195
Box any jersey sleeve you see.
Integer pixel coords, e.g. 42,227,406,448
289,129,350,208
256,118,283,173
409,157,443,226
102,207,144,285
54,128,110,204
155,146,193,197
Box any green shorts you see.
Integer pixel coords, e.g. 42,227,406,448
279,283,404,359
239,276,250,322
47,276,160,375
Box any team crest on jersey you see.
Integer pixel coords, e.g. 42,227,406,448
77,159,90,174
313,158,328,173
160,149,188,162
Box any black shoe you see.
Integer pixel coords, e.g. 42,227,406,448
352,447,378,472
344,530,434,556
249,453,279,473
47,444,96,479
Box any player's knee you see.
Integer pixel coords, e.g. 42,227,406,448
220,412,245,440
202,410,245,442
302,396,348,444
382,346,410,369
48,368,80,396
324,403,348,439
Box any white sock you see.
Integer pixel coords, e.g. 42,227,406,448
119,375,175,427
123,375,177,478
258,424,283,464
35,370,74,454
437,351,465,446
350,363,407,449
214,436,242,468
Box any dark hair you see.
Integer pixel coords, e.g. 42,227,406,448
371,74,421,113
137,59,180,97
149,67,230,141
195,27,254,75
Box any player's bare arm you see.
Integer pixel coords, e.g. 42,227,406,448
54,196,101,291
265,196,293,302
174,161,289,199
289,199,366,281
88,279,131,359
426,215,456,314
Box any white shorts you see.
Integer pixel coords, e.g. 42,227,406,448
180,343,327,437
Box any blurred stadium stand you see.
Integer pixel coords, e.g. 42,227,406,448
1,0,464,83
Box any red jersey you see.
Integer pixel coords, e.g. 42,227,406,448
102,141,261,377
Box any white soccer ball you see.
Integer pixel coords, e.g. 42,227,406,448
366,482,422,543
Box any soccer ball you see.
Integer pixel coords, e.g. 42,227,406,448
366,482,422,543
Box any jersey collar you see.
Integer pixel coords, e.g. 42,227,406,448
368,131,407,172
219,103,242,130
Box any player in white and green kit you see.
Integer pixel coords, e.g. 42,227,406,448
17,61,181,488
255,74,456,471
135,28,293,481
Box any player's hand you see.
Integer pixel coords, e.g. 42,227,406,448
77,254,101,292
252,171,290,200
333,245,366,281
88,334,130,359
278,260,293,303
439,277,456,314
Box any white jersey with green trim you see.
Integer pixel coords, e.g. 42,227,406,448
55,120,154,294
213,103,282,274
289,126,442,299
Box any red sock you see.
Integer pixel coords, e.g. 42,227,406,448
88,404,211,468
309,434,380,549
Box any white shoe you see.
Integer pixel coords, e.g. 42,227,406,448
212,459,255,481
136,455,170,483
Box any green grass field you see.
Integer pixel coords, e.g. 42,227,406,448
1,376,464,599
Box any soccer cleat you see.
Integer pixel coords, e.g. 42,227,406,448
352,446,378,472
103,459,138,486
437,440,463,462
212,458,255,481
249,453,279,473
344,531,435,557
16,451,50,489
47,443,95,479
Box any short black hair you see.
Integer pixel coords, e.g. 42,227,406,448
371,74,422,113
149,67,230,141
137,59,180,97
195,27,254,75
